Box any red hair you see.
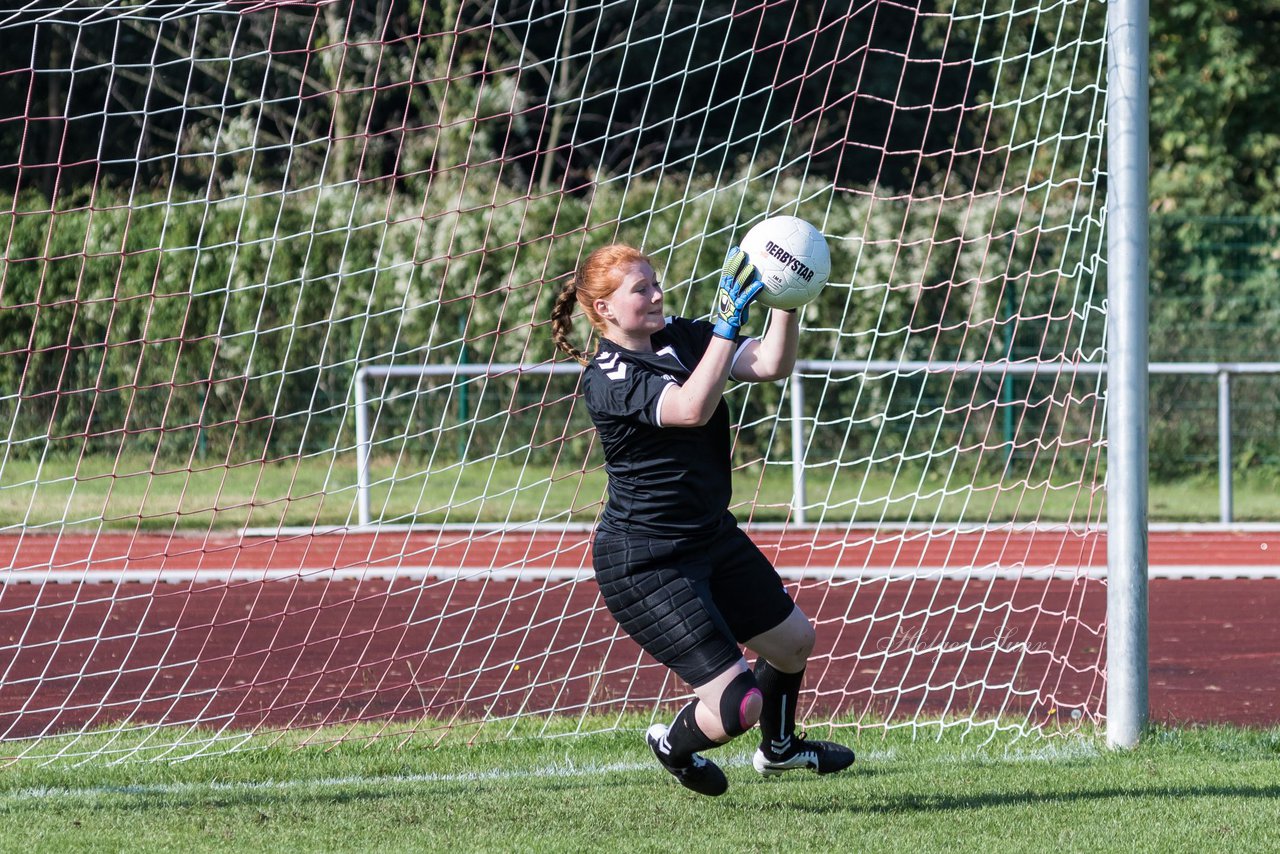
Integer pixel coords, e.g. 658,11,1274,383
551,244,652,364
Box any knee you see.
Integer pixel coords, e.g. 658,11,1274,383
797,619,816,659
775,620,816,673
718,670,763,737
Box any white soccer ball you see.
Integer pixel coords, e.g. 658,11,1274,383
738,215,831,310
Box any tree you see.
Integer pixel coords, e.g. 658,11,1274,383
1149,1,1280,216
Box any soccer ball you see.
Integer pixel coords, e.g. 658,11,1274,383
738,215,831,310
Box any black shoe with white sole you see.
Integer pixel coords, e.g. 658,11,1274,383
646,723,729,796
752,732,855,777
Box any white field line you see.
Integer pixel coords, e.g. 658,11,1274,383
0,760,656,802
0,741,1102,803
2,565,1277,584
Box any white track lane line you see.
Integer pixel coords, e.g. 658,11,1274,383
2,565,1277,583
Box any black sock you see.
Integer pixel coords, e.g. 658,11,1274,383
754,659,804,756
663,701,720,765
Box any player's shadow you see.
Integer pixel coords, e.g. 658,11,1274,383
770,782,1280,815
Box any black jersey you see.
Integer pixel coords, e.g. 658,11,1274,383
582,317,751,538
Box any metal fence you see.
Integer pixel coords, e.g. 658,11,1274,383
354,360,1280,528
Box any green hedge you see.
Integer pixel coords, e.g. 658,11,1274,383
7,179,1268,482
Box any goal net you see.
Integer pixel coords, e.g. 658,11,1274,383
1,0,1109,761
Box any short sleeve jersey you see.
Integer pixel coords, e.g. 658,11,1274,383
582,317,750,538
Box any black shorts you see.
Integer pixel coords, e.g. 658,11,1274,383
591,525,796,688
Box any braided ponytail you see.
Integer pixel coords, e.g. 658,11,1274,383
551,274,589,365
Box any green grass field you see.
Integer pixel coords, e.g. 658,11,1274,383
2,722,1278,852
2,454,1275,531
5,454,1275,850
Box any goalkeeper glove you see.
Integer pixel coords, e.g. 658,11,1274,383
711,246,763,340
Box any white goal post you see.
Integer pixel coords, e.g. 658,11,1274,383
1104,0,1148,749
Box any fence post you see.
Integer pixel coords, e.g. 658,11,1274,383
354,368,372,528
790,368,807,525
1105,0,1150,749
1218,370,1233,524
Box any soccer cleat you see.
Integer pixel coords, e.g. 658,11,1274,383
752,731,856,777
646,723,729,797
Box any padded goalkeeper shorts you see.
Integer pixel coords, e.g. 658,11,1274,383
592,524,795,688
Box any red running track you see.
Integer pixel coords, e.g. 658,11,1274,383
3,527,1277,576
1,529,1277,739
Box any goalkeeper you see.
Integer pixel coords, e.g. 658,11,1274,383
550,243,855,796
